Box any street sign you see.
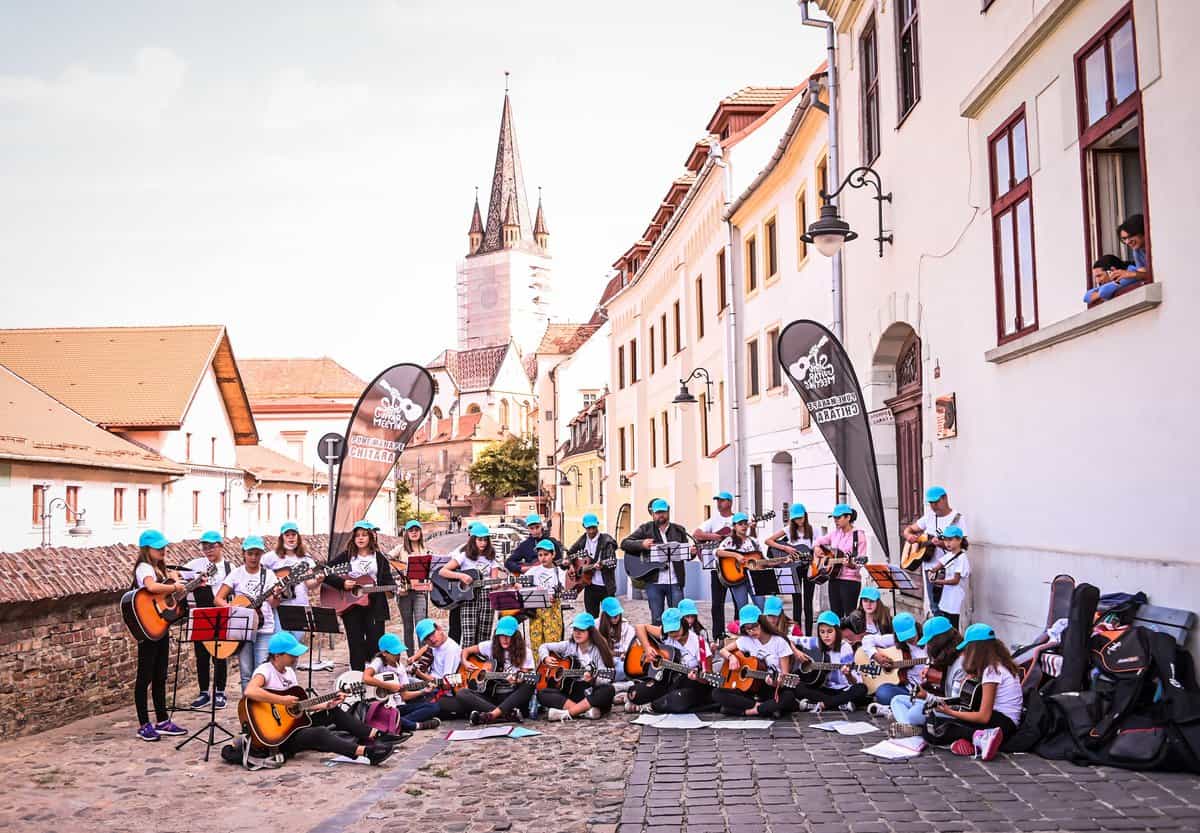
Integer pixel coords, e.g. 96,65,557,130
317,432,345,464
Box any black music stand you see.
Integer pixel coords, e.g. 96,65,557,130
277,605,342,694
650,542,691,595
866,563,917,613
168,615,189,715
176,606,251,759
749,566,799,597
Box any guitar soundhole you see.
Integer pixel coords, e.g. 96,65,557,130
271,705,284,726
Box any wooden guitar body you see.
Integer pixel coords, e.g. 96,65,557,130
719,649,765,693
325,577,397,615
623,637,676,681
536,652,574,691
120,588,187,642
239,685,310,748
854,646,927,694
901,534,935,571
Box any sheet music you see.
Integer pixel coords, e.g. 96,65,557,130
649,542,691,563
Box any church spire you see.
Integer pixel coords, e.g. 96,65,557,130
468,187,484,254
478,83,533,254
534,186,549,250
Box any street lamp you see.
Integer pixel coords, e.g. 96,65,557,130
42,497,91,547
672,367,714,410
802,165,893,258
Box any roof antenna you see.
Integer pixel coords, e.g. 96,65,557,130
504,71,510,93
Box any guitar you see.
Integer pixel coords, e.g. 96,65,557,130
807,547,868,585
623,638,721,687
120,563,218,642
563,542,619,592
719,649,801,693
239,681,367,748
925,678,982,713
324,576,400,616
335,670,441,706
461,655,539,694
900,533,937,571
717,545,813,588
429,567,524,610
535,652,616,691
853,646,928,694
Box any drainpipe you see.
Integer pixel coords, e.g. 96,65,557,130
709,143,746,506
800,0,844,342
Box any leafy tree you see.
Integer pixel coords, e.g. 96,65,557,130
468,437,538,498
395,477,440,524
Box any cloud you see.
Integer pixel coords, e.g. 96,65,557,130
0,47,186,127
262,68,371,130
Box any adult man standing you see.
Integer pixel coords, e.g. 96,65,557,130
693,491,736,636
505,513,563,575
903,486,968,618
621,499,690,626
567,513,618,617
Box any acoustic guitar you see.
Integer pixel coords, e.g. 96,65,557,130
623,638,721,687
717,545,812,587
900,534,937,571
429,568,524,611
461,655,539,694
719,649,801,693
535,652,616,691
120,563,217,642
323,576,400,616
925,678,982,713
563,542,619,592
807,547,868,585
334,670,441,706
239,681,366,748
853,646,928,694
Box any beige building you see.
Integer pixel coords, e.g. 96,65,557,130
559,395,607,543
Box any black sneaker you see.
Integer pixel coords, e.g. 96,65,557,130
469,710,494,726
189,692,211,709
416,718,442,730
214,692,227,709
374,731,410,745
365,743,395,766
504,710,524,724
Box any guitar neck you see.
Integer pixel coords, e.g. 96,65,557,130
297,689,343,711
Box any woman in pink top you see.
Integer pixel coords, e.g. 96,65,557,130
813,504,869,618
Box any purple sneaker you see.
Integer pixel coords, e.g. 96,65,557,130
154,719,187,737
137,722,160,742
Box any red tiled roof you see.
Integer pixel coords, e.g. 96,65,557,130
240,357,365,401
408,412,508,446
237,444,327,486
536,323,599,356
720,86,798,106
428,344,511,391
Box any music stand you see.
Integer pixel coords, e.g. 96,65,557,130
177,606,254,759
277,605,342,694
405,555,432,582
749,566,799,597
865,563,918,612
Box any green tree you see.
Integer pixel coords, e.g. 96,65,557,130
468,436,538,498
395,477,440,525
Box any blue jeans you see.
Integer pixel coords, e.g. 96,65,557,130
727,581,764,617
238,629,274,691
1084,276,1142,303
874,683,908,705
890,694,927,725
398,698,440,729
645,583,684,626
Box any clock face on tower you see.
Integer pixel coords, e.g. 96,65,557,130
479,280,498,309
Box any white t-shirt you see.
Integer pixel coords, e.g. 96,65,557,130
860,633,929,685
367,656,410,687
583,535,606,587
794,636,857,689
700,514,735,537
476,640,535,672
134,562,161,588
348,554,378,581
428,638,463,679
181,556,229,604
734,634,792,672
982,664,1024,724
220,566,279,633
449,549,498,578
262,553,316,607
607,621,636,657
917,509,967,561
935,552,970,614
525,564,566,593
664,631,704,670
252,661,297,692
718,535,761,555
538,640,612,671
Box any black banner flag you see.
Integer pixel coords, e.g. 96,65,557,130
777,320,891,560
328,363,435,560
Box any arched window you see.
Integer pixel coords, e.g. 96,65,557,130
432,406,444,420
500,399,510,428
467,403,482,415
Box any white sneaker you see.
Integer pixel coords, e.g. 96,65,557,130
547,708,573,722
867,703,890,718
296,661,311,671
838,702,856,713
973,726,1004,761
585,707,603,720
624,701,653,714
795,698,811,712
811,702,826,714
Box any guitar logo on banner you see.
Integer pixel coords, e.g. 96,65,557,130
777,320,890,560
330,364,436,561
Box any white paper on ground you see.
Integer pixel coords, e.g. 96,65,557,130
325,754,371,765
633,713,709,728
861,736,927,759
833,721,881,736
808,720,849,731
446,725,514,741
708,719,775,729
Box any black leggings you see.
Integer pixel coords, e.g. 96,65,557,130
713,686,798,716
281,707,374,758
583,586,608,618
341,607,385,672
792,575,817,635
134,637,170,726
710,570,728,636
925,711,1017,745
629,676,711,714
792,682,869,709
436,683,535,718
537,680,616,713
193,642,228,693
828,578,861,618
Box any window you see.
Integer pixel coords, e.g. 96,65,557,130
767,327,783,389
649,418,657,467
266,493,272,521
221,491,228,527
765,218,778,279
546,455,555,467
210,436,217,465
661,411,670,465
717,251,728,311
672,301,682,353
629,339,639,382
192,491,201,527
699,393,710,457
65,485,79,524
617,345,626,389
747,339,761,397
137,488,149,522
695,277,705,340
797,189,809,262
286,438,303,461
618,426,627,471
582,391,598,408
113,488,125,524
660,314,668,366
745,235,758,293
1076,9,1147,289
989,106,1038,341
817,155,829,202
895,0,921,121
861,16,881,163
185,432,192,462
649,326,656,373
750,464,764,515
32,484,46,526
628,424,636,468
544,409,554,421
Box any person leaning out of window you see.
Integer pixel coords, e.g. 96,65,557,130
1084,213,1150,303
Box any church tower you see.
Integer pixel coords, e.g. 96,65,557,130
456,86,553,355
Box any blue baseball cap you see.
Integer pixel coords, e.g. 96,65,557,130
918,616,953,647
571,612,596,631
957,622,997,650
942,525,964,539
139,529,169,549
650,498,670,513
831,503,854,518
600,596,624,617
678,599,700,618
378,633,406,655
535,539,556,552
661,608,683,632
495,615,520,637
789,503,807,518
816,610,841,629
926,486,947,502
763,596,784,617
268,632,308,657
404,519,423,531
279,521,300,535
526,513,543,525
352,520,374,532
893,612,918,643
859,586,881,602
468,522,491,538
242,535,266,552
415,618,437,644
738,604,763,627
199,530,223,544
713,491,734,502
731,512,749,524
582,513,599,528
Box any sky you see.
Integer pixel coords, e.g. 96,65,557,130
0,1,827,379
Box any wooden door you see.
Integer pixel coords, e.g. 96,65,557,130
885,333,923,530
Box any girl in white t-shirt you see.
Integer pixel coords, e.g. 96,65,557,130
791,609,870,713
928,622,1023,761
627,607,714,715
362,633,441,733
598,596,636,679
459,615,537,725
764,503,817,634
714,604,798,717
928,525,970,629
130,529,189,742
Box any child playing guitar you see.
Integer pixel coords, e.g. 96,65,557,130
714,604,798,717
461,615,537,725
791,610,870,713
626,607,716,715
536,612,617,720
362,633,442,732
130,529,189,742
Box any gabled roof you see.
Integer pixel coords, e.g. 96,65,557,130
477,93,534,254
536,323,599,356
236,444,326,486
239,357,365,402
428,343,514,391
0,325,258,444
0,366,186,475
408,412,508,447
